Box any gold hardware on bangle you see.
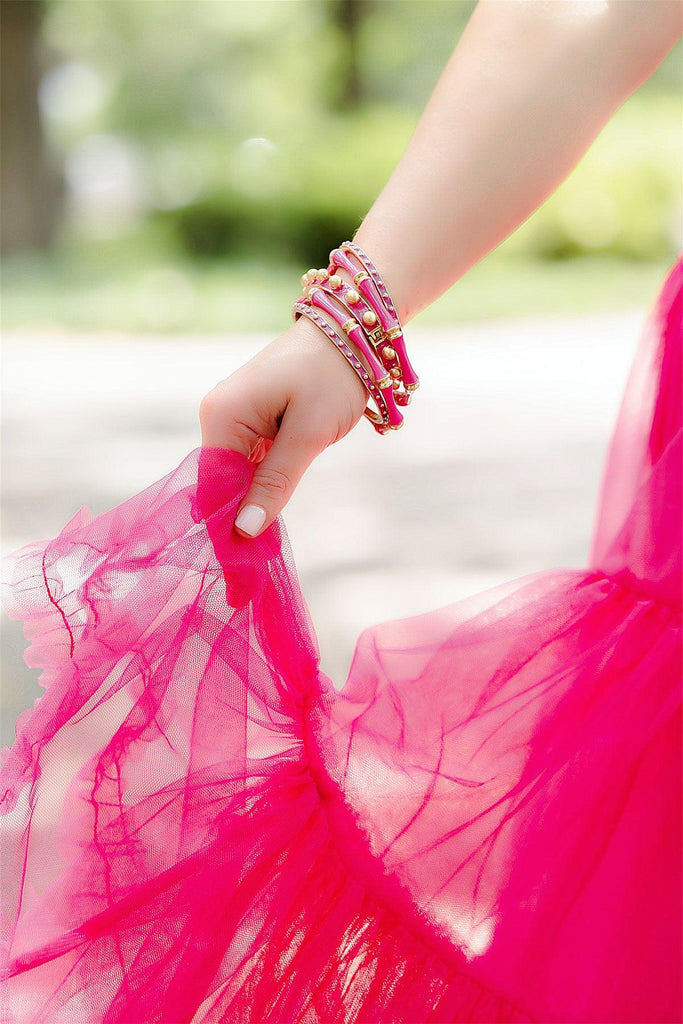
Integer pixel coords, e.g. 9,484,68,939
297,244,418,434
364,408,384,426
365,324,385,348
320,280,387,354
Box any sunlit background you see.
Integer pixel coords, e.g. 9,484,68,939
1,0,681,742
2,0,681,327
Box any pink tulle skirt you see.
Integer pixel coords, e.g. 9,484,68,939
1,257,681,1024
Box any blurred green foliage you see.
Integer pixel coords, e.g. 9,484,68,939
2,0,681,331
4,242,675,335
156,103,415,262
501,91,681,262
160,89,681,266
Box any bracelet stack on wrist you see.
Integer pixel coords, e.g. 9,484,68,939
291,240,419,434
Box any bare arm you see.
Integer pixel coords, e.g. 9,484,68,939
200,0,682,537
355,0,682,323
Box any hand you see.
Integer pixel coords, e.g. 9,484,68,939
199,314,368,537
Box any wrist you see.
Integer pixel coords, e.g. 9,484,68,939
289,239,420,434
289,296,373,382
350,227,414,327
289,309,326,345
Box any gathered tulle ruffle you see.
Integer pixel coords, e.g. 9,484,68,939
1,446,535,1024
1,257,681,1024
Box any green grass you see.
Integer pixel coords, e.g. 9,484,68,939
2,242,674,336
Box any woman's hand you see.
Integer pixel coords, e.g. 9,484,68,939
199,314,368,537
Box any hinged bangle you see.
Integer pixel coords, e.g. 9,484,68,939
297,270,409,412
332,241,420,392
294,240,420,430
292,299,393,434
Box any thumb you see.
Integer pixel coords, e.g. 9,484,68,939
233,409,325,538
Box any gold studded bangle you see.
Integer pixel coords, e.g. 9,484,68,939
292,300,392,434
293,241,419,430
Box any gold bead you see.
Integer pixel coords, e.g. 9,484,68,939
392,380,401,390
329,275,343,290
382,345,396,361
300,273,309,287
362,310,377,326
390,367,402,379
316,268,329,282
345,289,360,305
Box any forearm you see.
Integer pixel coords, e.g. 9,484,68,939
352,0,682,325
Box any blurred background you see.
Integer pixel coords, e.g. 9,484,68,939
1,0,681,743
2,0,681,327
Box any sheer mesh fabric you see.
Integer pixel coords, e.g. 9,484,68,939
1,257,681,1023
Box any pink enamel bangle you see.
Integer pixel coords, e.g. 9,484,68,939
292,299,392,434
322,254,413,407
314,283,410,406
331,241,420,391
297,270,411,409
310,278,406,389
328,248,394,333
304,287,404,430
308,286,388,384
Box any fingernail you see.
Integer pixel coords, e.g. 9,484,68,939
234,503,266,537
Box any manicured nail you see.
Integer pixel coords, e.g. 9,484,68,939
234,503,266,537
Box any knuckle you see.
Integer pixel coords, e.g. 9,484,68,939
252,465,293,498
306,421,333,450
199,387,222,425
286,406,334,452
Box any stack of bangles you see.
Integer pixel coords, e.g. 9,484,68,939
291,240,419,434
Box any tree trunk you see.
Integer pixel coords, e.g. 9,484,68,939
331,0,364,110
1,0,60,254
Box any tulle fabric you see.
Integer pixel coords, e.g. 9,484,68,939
1,257,681,1024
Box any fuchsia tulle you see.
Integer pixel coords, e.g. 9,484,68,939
1,258,681,1024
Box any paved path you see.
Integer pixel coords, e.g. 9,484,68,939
2,311,645,746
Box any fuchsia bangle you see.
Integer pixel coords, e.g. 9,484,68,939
305,285,404,430
292,300,392,434
292,239,419,434
332,241,420,392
